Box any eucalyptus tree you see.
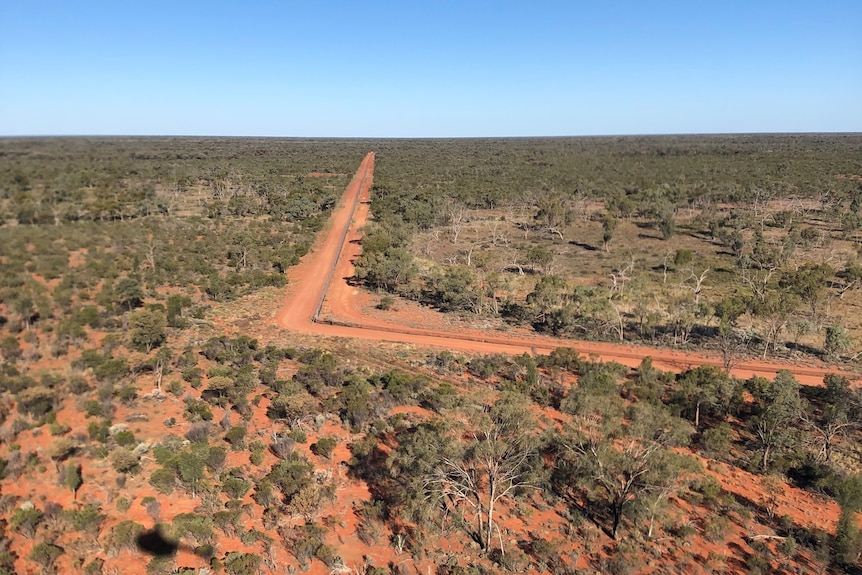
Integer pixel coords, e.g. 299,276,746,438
671,365,741,429
425,392,544,553
559,399,694,539
802,373,861,464
748,370,804,472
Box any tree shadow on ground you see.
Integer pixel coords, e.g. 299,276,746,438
136,527,179,557
136,526,213,559
637,232,663,240
569,240,598,251
784,341,823,358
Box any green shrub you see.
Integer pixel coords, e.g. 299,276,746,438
110,447,140,474
528,536,559,567
467,354,507,380
94,358,129,384
194,544,215,560
311,437,337,459
149,467,176,495
28,542,64,570
421,382,460,412
184,422,211,444
493,546,531,573
114,429,136,446
224,426,247,450
248,440,265,466
109,520,144,552
376,295,394,310
222,477,252,500
166,294,191,328
68,375,92,395
693,475,723,507
240,529,273,546
287,523,325,563
745,541,772,575
84,557,105,575
87,419,110,443
49,421,71,436
704,515,731,542
65,463,83,495
184,398,213,422
84,400,103,418
167,380,184,396
223,552,262,575
206,446,227,472
64,504,105,534
128,308,167,352
315,544,340,567
10,505,43,538
172,513,214,545
145,555,174,575
182,367,203,388
116,384,138,405
16,386,55,417
213,509,242,537
700,422,732,458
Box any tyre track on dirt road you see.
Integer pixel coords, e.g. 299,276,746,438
277,154,854,386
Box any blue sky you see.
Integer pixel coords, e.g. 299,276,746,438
1,0,860,137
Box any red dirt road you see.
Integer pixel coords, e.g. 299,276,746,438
277,154,855,386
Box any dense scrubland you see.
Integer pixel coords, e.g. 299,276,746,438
0,136,861,575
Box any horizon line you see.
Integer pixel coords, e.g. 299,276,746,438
2,130,861,140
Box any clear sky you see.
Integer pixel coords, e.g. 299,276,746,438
1,0,860,137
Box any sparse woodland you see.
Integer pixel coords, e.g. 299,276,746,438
0,136,861,575
362,135,862,363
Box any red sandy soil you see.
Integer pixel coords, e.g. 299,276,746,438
276,154,858,388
